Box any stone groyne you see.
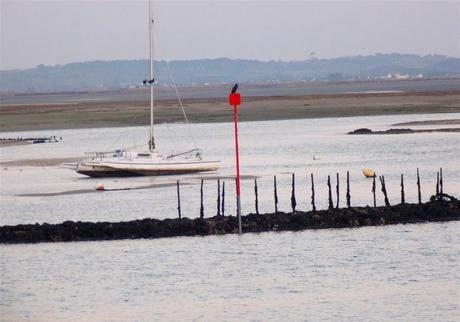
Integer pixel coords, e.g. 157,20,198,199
1,200,459,244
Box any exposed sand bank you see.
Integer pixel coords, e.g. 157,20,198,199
1,90,459,132
0,157,81,167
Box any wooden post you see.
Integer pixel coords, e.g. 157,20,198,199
177,180,181,219
379,175,390,206
254,178,259,215
372,176,376,207
417,168,421,204
440,168,443,200
311,173,316,211
221,181,225,217
274,175,278,214
346,171,351,208
335,173,339,209
400,174,405,204
217,179,221,216
291,173,297,212
436,171,439,200
327,175,333,209
200,179,204,219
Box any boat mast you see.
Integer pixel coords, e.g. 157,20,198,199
148,0,155,151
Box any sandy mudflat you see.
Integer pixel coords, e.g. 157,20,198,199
392,119,460,126
0,139,31,147
1,89,460,132
0,157,81,167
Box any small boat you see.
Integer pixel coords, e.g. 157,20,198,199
362,168,376,178
76,0,219,178
76,149,219,177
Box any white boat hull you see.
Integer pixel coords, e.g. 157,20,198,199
76,159,220,177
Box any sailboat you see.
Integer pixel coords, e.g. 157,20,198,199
76,0,220,177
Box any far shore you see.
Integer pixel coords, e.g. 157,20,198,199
1,90,460,133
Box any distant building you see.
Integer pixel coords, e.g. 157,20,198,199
395,73,410,80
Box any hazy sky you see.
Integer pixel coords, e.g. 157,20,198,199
1,0,459,70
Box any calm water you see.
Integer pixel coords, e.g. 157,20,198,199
1,114,460,320
1,222,459,321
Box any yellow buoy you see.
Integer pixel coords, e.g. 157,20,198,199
362,168,376,178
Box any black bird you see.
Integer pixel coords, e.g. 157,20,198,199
143,78,155,85
231,83,238,94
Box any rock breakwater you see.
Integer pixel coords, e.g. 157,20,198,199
1,200,459,244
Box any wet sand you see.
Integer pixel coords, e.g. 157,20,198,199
0,140,31,147
14,174,258,196
1,90,460,132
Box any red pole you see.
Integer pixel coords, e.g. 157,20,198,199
229,92,242,234
233,104,241,197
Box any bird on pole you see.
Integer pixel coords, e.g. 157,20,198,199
231,83,238,94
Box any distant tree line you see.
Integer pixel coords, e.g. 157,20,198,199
1,53,459,94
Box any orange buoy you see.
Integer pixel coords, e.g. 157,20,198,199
96,183,105,191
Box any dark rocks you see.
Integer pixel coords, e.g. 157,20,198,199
348,128,460,135
0,136,62,145
348,128,414,135
1,200,459,244
349,128,373,134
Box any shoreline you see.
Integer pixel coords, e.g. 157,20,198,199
1,90,460,132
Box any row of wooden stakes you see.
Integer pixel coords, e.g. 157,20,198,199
175,168,447,219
